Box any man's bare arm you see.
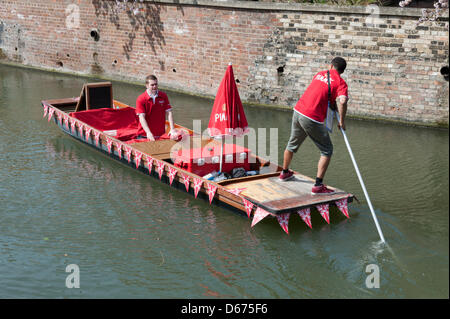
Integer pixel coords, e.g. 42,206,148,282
336,96,348,130
138,114,155,141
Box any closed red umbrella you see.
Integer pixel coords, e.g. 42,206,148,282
208,64,249,172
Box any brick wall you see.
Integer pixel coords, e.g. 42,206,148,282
0,0,448,126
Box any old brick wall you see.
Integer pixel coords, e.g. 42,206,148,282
0,0,448,125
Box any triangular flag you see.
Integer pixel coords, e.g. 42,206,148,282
115,142,123,159
94,130,101,147
276,213,290,234
193,177,203,198
335,198,349,218
134,151,143,169
69,118,76,133
125,146,132,163
156,160,165,180
77,122,85,138
168,166,177,185
251,207,271,227
84,126,92,141
242,198,254,218
316,203,330,224
48,107,55,122
43,104,49,118
146,155,154,173
56,110,63,126
206,183,218,204
106,137,113,154
181,173,190,192
63,114,69,129
297,208,312,229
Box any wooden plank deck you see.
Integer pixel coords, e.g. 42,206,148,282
224,173,352,214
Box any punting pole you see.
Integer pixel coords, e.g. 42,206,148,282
335,111,386,243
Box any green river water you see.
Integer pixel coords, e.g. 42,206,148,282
0,63,448,299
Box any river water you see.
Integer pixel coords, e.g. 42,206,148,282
0,63,448,299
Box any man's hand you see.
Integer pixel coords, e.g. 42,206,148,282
168,129,178,140
337,120,346,131
146,132,155,141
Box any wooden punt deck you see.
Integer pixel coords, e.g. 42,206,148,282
41,97,354,217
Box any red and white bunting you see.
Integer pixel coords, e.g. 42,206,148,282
242,198,254,218
69,118,76,133
206,183,218,204
316,203,330,224
63,114,69,129
134,151,143,169
125,146,132,163
56,111,63,126
156,160,165,180
106,137,113,154
48,107,55,122
276,213,290,234
115,141,123,159
145,155,154,173
43,104,48,118
84,126,92,141
77,122,85,138
251,207,271,227
193,177,203,198
227,188,246,196
168,166,178,185
335,197,349,218
180,173,190,192
94,130,101,147
297,207,312,229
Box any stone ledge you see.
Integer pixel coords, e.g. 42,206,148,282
146,0,449,18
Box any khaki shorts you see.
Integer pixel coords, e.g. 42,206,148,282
286,111,333,157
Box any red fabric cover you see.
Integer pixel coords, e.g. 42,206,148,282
208,65,248,137
173,144,251,176
70,107,141,141
294,69,348,123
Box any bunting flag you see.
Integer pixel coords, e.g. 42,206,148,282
94,130,101,147
56,111,63,126
227,188,247,196
180,173,190,192
206,183,218,204
251,207,271,227
115,141,123,159
156,160,165,180
69,118,76,133
106,137,113,154
125,146,132,163
77,122,85,139
193,177,203,198
145,155,154,173
84,126,92,142
316,203,330,224
168,166,178,185
242,198,254,218
335,197,350,219
134,151,143,169
48,107,55,122
276,213,290,235
298,208,312,229
43,104,48,118
63,114,69,129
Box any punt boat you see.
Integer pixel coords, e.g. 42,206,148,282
41,82,354,233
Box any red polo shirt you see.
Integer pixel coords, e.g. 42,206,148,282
136,90,172,137
294,69,348,123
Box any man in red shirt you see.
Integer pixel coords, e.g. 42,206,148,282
136,75,176,141
279,57,349,195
